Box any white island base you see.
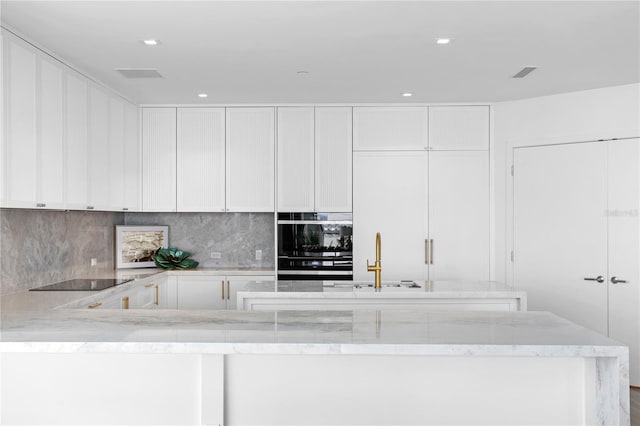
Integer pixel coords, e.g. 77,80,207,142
0,310,629,426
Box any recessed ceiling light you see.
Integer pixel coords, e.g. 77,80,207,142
143,39,159,46
436,38,451,45
198,93,208,98
402,92,413,97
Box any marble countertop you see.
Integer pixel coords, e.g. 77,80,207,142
0,309,626,358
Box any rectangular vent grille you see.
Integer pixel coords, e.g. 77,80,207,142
116,68,163,78
512,67,537,79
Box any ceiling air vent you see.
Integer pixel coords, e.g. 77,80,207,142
116,68,163,78
512,67,537,79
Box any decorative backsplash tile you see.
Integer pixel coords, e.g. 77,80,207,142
123,212,275,269
0,209,123,295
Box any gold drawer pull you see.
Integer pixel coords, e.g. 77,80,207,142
122,296,129,309
145,283,155,288
88,302,102,309
155,284,159,305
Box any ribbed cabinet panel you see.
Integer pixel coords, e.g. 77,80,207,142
123,103,141,211
277,107,314,212
108,97,125,210
177,108,225,212
142,108,177,212
353,107,428,151
315,107,352,212
226,108,275,212
64,71,88,210
2,36,37,207
87,86,110,210
428,106,489,150
38,57,65,208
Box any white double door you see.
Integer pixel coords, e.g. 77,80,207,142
513,138,639,383
353,150,490,282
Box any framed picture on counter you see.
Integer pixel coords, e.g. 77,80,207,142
115,225,169,269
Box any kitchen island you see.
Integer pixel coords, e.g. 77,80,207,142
0,305,629,425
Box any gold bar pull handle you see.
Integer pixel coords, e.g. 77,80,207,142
226,280,230,300
424,239,429,265
430,239,434,265
145,283,155,288
88,302,102,309
122,296,130,309
154,285,159,305
221,280,225,300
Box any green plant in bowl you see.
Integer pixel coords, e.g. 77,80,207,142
153,247,199,269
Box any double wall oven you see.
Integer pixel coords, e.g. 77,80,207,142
277,213,353,280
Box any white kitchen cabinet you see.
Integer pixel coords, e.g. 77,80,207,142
64,70,89,210
428,151,490,280
2,34,37,208
277,107,315,211
226,275,276,309
513,138,640,383
87,85,110,211
177,107,226,212
122,102,141,212
142,108,177,212
428,106,490,150
108,96,125,211
353,151,428,282
277,107,353,212
177,275,275,310
226,107,275,212
38,56,65,209
315,107,352,212
353,107,427,151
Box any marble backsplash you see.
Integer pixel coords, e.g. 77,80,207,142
0,209,123,295
124,212,275,269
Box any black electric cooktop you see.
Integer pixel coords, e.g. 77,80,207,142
30,278,132,291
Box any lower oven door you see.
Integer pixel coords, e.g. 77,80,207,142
277,254,353,281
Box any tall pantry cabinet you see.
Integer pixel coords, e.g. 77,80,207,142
513,138,640,384
353,106,490,282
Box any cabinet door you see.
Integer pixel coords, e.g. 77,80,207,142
428,151,489,280
315,107,352,212
64,71,89,210
108,96,125,211
176,276,226,310
2,36,37,207
38,56,65,209
177,108,226,212
226,107,275,212
122,102,140,212
428,106,489,150
142,108,177,212
277,107,314,212
607,138,640,384
513,142,608,335
353,151,428,282
353,107,427,151
226,275,276,310
87,86,110,210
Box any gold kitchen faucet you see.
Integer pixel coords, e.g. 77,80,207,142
367,232,382,289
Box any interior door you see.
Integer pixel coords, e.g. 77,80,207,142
607,138,640,384
428,151,490,281
513,142,608,335
353,151,428,282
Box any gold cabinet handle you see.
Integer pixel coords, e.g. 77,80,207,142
122,296,130,309
145,283,155,288
155,284,159,305
221,280,225,300
424,239,429,265
430,239,434,264
88,302,102,309
226,280,230,300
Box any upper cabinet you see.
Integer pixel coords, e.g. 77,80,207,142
1,30,141,212
142,108,177,212
428,106,489,150
353,107,427,151
226,108,275,212
177,108,226,212
277,107,352,212
122,102,141,212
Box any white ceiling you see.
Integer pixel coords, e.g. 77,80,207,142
1,1,638,105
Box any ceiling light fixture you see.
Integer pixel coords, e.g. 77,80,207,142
198,93,208,98
436,38,451,45
297,70,309,75
512,67,538,79
402,92,413,97
143,39,158,46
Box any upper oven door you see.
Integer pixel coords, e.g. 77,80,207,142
277,213,353,258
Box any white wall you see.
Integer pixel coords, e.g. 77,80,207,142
493,83,640,284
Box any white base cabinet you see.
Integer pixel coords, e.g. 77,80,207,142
174,275,275,310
